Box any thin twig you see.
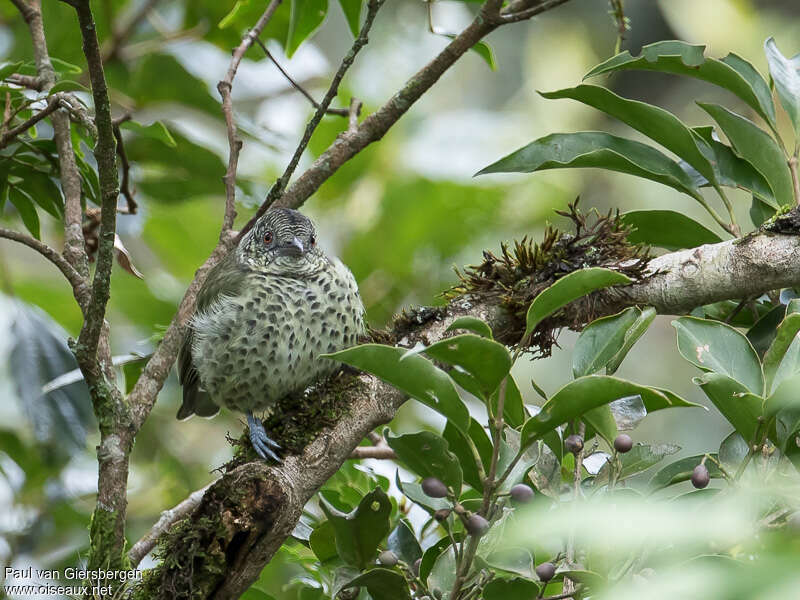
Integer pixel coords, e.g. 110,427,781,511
0,227,90,307
102,0,161,61
244,0,387,235
128,483,211,567
499,0,572,22
254,37,349,117
113,115,137,214
0,94,62,149
348,97,362,133
349,446,397,459
217,0,284,235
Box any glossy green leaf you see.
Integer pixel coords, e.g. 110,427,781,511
747,304,786,359
496,429,544,492
422,334,511,398
385,430,462,495
8,186,40,239
490,375,526,428
326,344,469,432
418,536,451,584
309,520,337,562
719,431,749,468
429,546,457,600
695,373,762,441
540,85,719,187
525,267,631,336
49,80,90,94
287,0,328,57
482,577,540,600
606,307,657,375
338,0,362,37
120,120,176,147
319,487,391,569
396,472,450,513
387,520,422,565
622,210,723,251
764,37,800,137
51,58,83,75
218,0,249,28
343,569,411,600
698,103,793,207
764,373,800,418
0,61,23,81
443,419,491,491
446,316,493,338
608,394,647,430
573,307,639,377
751,196,776,226
478,132,702,201
583,405,617,446
764,313,800,393
521,376,690,447
673,316,764,394
584,40,776,127
649,453,723,489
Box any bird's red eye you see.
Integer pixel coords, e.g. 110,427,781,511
310,235,316,247
264,231,273,244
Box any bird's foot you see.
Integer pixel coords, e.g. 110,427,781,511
246,411,282,462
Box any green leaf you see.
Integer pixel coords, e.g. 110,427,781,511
51,58,84,75
597,443,680,484
695,373,762,441
746,304,786,359
49,80,90,94
521,376,690,447
608,394,647,430
649,453,723,490
584,40,776,128
343,569,411,600
241,588,277,600
287,0,328,57
606,307,657,375
218,0,250,28
387,520,422,565
583,405,617,446
496,429,544,492
764,37,800,137
698,103,794,207
764,373,800,418
319,487,391,569
687,126,778,207
750,196,776,227
120,120,176,147
719,431,749,468
418,537,451,584
673,316,764,394
396,472,450,513
621,210,722,251
482,577,540,600
326,344,469,432
446,316,493,338
385,430,463,495
477,132,703,202
309,520,337,562
491,375,526,428
0,62,23,81
428,546,457,600
338,0,362,37
8,186,41,239
540,85,719,188
422,334,511,399
443,419,491,491
525,267,631,336
764,312,800,394
573,307,639,377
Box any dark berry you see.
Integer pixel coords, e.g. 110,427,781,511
509,483,534,503
565,434,584,455
378,550,398,567
465,514,490,537
434,508,451,522
421,477,448,498
691,464,710,489
614,434,633,453
535,562,556,582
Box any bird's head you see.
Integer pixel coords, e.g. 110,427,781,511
239,208,325,274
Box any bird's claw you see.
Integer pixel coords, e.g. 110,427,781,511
247,412,282,462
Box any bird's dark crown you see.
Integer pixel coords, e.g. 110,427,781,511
239,208,324,273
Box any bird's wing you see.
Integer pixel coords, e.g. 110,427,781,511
177,250,248,420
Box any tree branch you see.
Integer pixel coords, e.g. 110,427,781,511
0,94,61,149
101,0,161,62
217,0,284,236
349,446,397,459
0,227,90,307
130,227,800,596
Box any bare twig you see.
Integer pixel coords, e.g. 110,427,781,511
349,446,397,459
128,483,212,567
4,73,44,90
0,93,61,149
0,227,90,307
113,115,137,214
244,0,387,235
254,38,349,117
348,97,362,132
217,0,284,235
499,0,572,22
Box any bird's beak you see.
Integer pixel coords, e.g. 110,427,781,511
276,236,305,257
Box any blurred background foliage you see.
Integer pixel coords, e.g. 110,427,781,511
1,0,799,597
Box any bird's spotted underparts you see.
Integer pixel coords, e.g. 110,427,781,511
177,208,365,461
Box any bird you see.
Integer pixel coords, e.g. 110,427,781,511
177,208,365,461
